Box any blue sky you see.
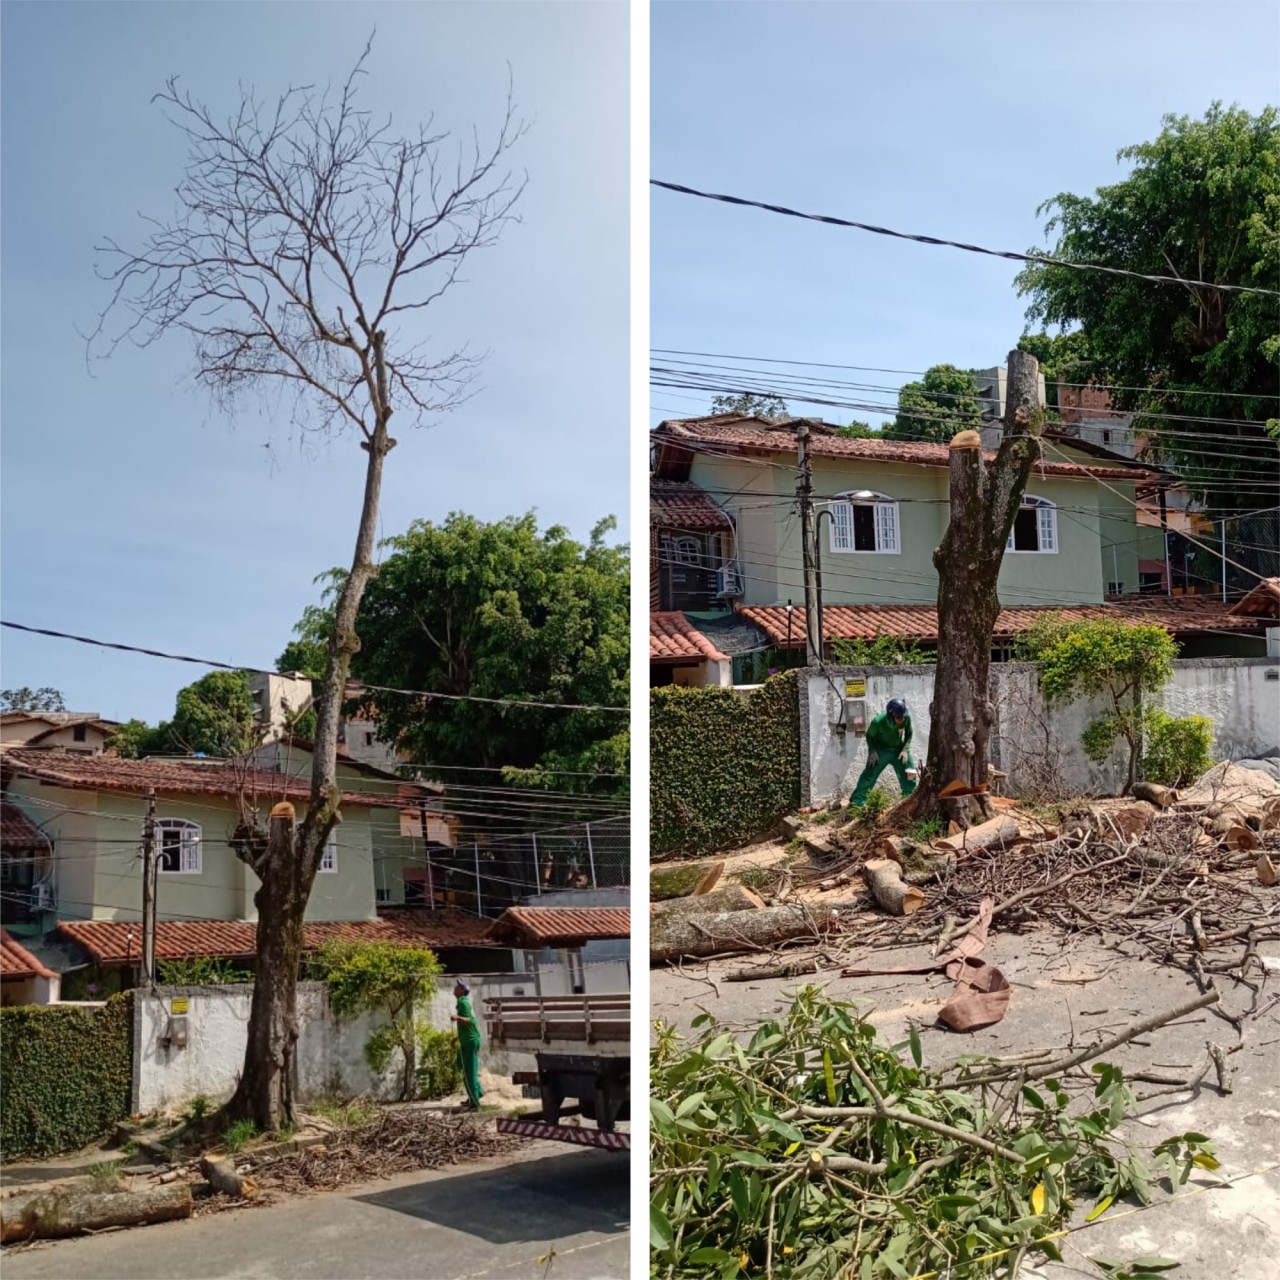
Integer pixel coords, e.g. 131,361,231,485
651,0,1279,427
1,0,627,723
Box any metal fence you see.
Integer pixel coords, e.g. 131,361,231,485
422,814,630,918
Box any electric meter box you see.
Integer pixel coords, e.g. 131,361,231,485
165,1015,189,1050
845,700,868,735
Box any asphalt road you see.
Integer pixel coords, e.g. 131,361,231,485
2,1143,630,1280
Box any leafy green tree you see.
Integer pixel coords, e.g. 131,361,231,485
884,364,983,442
710,391,788,419
1022,616,1179,791
284,513,629,794
312,940,442,1101
1018,104,1280,509
834,418,881,439
831,632,936,665
1,687,66,713
111,670,260,758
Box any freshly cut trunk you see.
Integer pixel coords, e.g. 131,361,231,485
651,904,839,963
650,884,765,924
650,861,725,900
863,859,926,915
0,1184,193,1242
934,815,1020,854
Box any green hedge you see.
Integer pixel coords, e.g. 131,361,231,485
651,671,801,859
0,991,134,1159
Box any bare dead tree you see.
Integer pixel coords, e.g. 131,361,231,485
915,349,1044,828
90,42,525,1129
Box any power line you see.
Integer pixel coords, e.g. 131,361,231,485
650,180,1280,298
651,348,1280,403
0,621,629,716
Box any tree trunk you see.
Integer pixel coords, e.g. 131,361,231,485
651,903,839,963
920,350,1043,828
650,884,765,924
0,1184,193,1243
863,859,926,915
228,346,397,1130
650,861,725,900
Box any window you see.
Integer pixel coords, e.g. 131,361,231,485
828,492,899,554
319,831,338,874
73,724,87,742
364,731,375,748
1101,429,1112,445
157,820,201,874
1006,496,1057,554
668,536,702,565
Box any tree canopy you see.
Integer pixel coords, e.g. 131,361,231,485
710,391,789,420
883,364,984,442
111,670,260,758
0,687,66,713
1017,103,1280,509
281,512,629,794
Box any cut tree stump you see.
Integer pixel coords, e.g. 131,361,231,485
935,815,1019,855
199,1155,258,1200
863,859,926,916
1225,824,1261,853
650,861,725,901
650,885,765,924
1107,803,1156,843
0,1183,193,1242
651,903,839,963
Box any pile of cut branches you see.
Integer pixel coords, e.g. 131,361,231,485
650,990,1220,1280
257,1109,518,1194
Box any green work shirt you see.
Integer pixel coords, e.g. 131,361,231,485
455,995,481,1048
866,712,912,758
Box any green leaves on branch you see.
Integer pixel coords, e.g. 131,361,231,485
650,671,800,858
110,670,261,759
831,633,936,667
650,991,1203,1280
310,940,443,1101
884,364,984,443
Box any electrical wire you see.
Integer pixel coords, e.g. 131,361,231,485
650,180,1280,297
0,621,629,716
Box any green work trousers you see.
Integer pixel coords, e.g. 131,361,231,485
850,753,916,806
458,1040,483,1110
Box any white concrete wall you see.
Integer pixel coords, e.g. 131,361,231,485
801,658,1280,806
134,983,400,1114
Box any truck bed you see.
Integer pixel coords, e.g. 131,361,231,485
484,993,629,1053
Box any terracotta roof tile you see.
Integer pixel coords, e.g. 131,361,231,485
654,416,1158,482
1,750,397,809
650,479,732,530
1226,578,1280,619
484,906,630,948
741,595,1266,647
54,909,496,966
1,800,48,850
1,928,57,980
650,613,730,663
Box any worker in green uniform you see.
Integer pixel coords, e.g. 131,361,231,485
850,698,917,806
451,979,484,1111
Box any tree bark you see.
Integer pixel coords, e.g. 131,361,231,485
227,371,396,1131
649,861,725,900
651,903,839,963
650,885,765,924
933,814,1020,854
919,350,1043,827
863,859,926,915
0,1184,193,1243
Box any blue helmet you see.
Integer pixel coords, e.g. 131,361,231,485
887,698,907,719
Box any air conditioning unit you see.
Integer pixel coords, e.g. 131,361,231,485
375,886,393,904
715,562,743,597
31,882,54,910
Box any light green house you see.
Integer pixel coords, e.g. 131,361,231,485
652,415,1155,611
1,750,389,927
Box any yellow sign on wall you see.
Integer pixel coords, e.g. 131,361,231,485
844,678,866,697
171,997,189,1015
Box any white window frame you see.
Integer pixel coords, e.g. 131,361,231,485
1006,495,1058,555
156,819,202,875
668,535,702,566
828,492,900,555
319,830,338,874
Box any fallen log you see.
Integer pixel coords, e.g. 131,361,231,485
1131,781,1177,809
651,903,839,963
650,861,725,901
726,957,821,982
934,815,1019,855
650,884,765,924
0,1183,193,1243
200,1154,258,1200
863,859,925,916
1258,855,1279,887
1224,824,1260,853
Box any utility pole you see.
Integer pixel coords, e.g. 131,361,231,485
797,422,822,666
141,788,157,988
